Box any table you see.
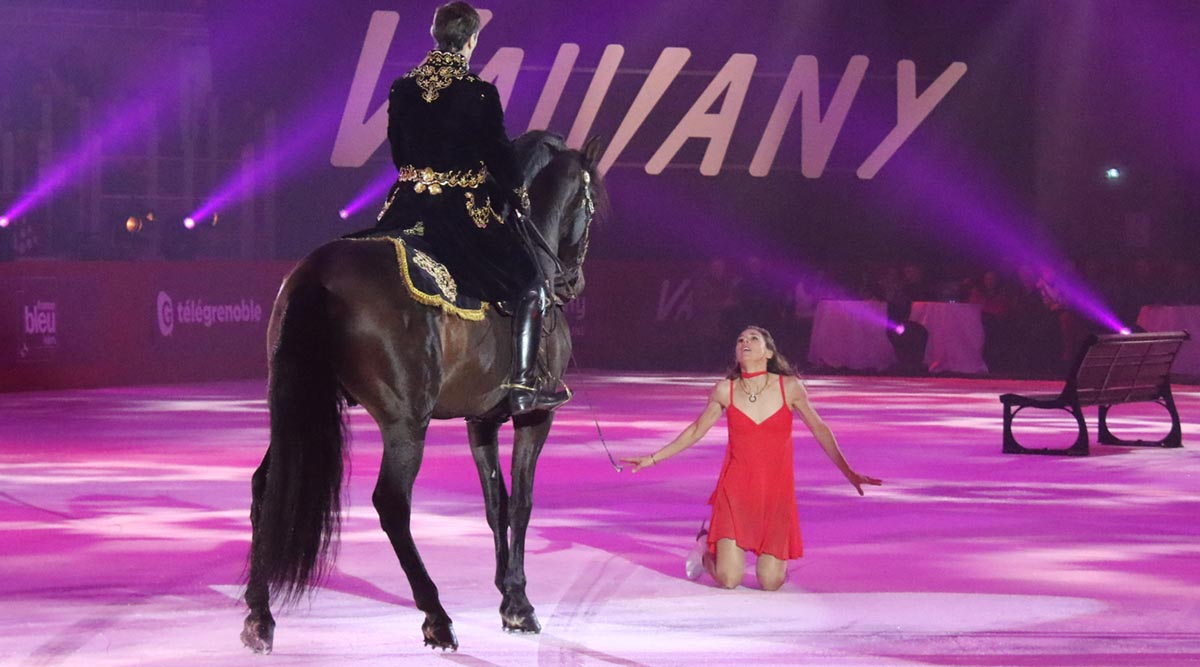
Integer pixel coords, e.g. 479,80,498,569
908,301,988,374
808,300,897,371
1137,304,1200,377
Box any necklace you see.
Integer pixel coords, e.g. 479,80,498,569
739,374,769,403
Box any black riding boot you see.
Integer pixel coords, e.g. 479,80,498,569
507,283,571,415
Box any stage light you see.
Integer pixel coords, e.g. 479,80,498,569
893,323,906,336
0,216,9,229
125,216,143,233
1119,327,1132,335
1104,166,1123,182
183,217,196,230
340,168,402,222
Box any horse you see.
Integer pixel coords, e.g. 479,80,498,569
240,132,606,653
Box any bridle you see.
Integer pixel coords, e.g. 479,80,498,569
552,169,595,304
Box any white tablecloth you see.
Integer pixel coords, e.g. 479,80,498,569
808,300,897,371
908,301,988,374
1136,305,1200,377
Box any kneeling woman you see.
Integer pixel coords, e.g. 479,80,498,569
622,326,881,590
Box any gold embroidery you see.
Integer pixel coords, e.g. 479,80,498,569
398,163,488,194
410,248,458,301
465,192,503,229
402,222,425,236
341,238,488,320
406,50,471,103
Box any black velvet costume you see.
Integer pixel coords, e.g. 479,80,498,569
377,50,537,302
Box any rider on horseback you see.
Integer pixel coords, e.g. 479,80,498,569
377,1,570,415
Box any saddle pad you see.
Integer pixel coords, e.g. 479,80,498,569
345,226,489,321
394,231,488,320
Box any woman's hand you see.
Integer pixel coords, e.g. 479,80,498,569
622,380,727,475
846,470,883,495
619,454,658,473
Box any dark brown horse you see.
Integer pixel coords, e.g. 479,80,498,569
241,132,605,653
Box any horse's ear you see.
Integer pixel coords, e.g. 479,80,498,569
582,136,606,169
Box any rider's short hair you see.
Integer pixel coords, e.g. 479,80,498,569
432,2,480,53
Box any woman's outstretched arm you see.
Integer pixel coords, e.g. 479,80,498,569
622,380,728,473
785,376,882,495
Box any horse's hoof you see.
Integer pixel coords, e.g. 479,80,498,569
422,619,458,651
502,610,541,634
241,613,276,654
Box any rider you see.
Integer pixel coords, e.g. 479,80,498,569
377,1,569,415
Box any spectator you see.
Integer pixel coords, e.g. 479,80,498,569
968,269,1016,373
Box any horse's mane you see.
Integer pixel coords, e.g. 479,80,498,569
513,130,608,229
514,130,569,185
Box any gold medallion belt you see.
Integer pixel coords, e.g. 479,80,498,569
398,164,488,195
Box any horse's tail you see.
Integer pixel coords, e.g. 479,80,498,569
252,275,347,605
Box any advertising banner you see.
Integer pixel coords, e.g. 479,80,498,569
0,261,289,392
149,275,272,359
201,0,1035,262
1,276,100,367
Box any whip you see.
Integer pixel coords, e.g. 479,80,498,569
568,354,623,473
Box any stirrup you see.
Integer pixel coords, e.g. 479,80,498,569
504,382,572,415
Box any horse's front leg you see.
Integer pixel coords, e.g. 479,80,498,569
374,420,457,651
502,411,554,633
467,419,510,603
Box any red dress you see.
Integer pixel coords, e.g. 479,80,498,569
707,375,804,560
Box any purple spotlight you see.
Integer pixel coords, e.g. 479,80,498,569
188,102,341,226
893,323,907,336
1119,327,1133,335
183,217,196,230
0,216,9,229
340,167,401,221
5,103,159,223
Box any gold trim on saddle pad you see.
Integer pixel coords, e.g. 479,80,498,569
344,236,488,321
393,238,488,321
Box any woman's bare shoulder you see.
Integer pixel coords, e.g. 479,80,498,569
781,373,805,387
709,378,732,405
782,374,808,397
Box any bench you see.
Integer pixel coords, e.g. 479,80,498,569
1001,330,1190,455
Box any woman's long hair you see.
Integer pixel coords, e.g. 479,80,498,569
724,324,798,379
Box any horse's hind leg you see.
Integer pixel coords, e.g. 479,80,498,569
467,420,510,611
501,412,554,633
373,420,457,651
241,450,276,653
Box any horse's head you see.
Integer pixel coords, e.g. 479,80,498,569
515,131,607,304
